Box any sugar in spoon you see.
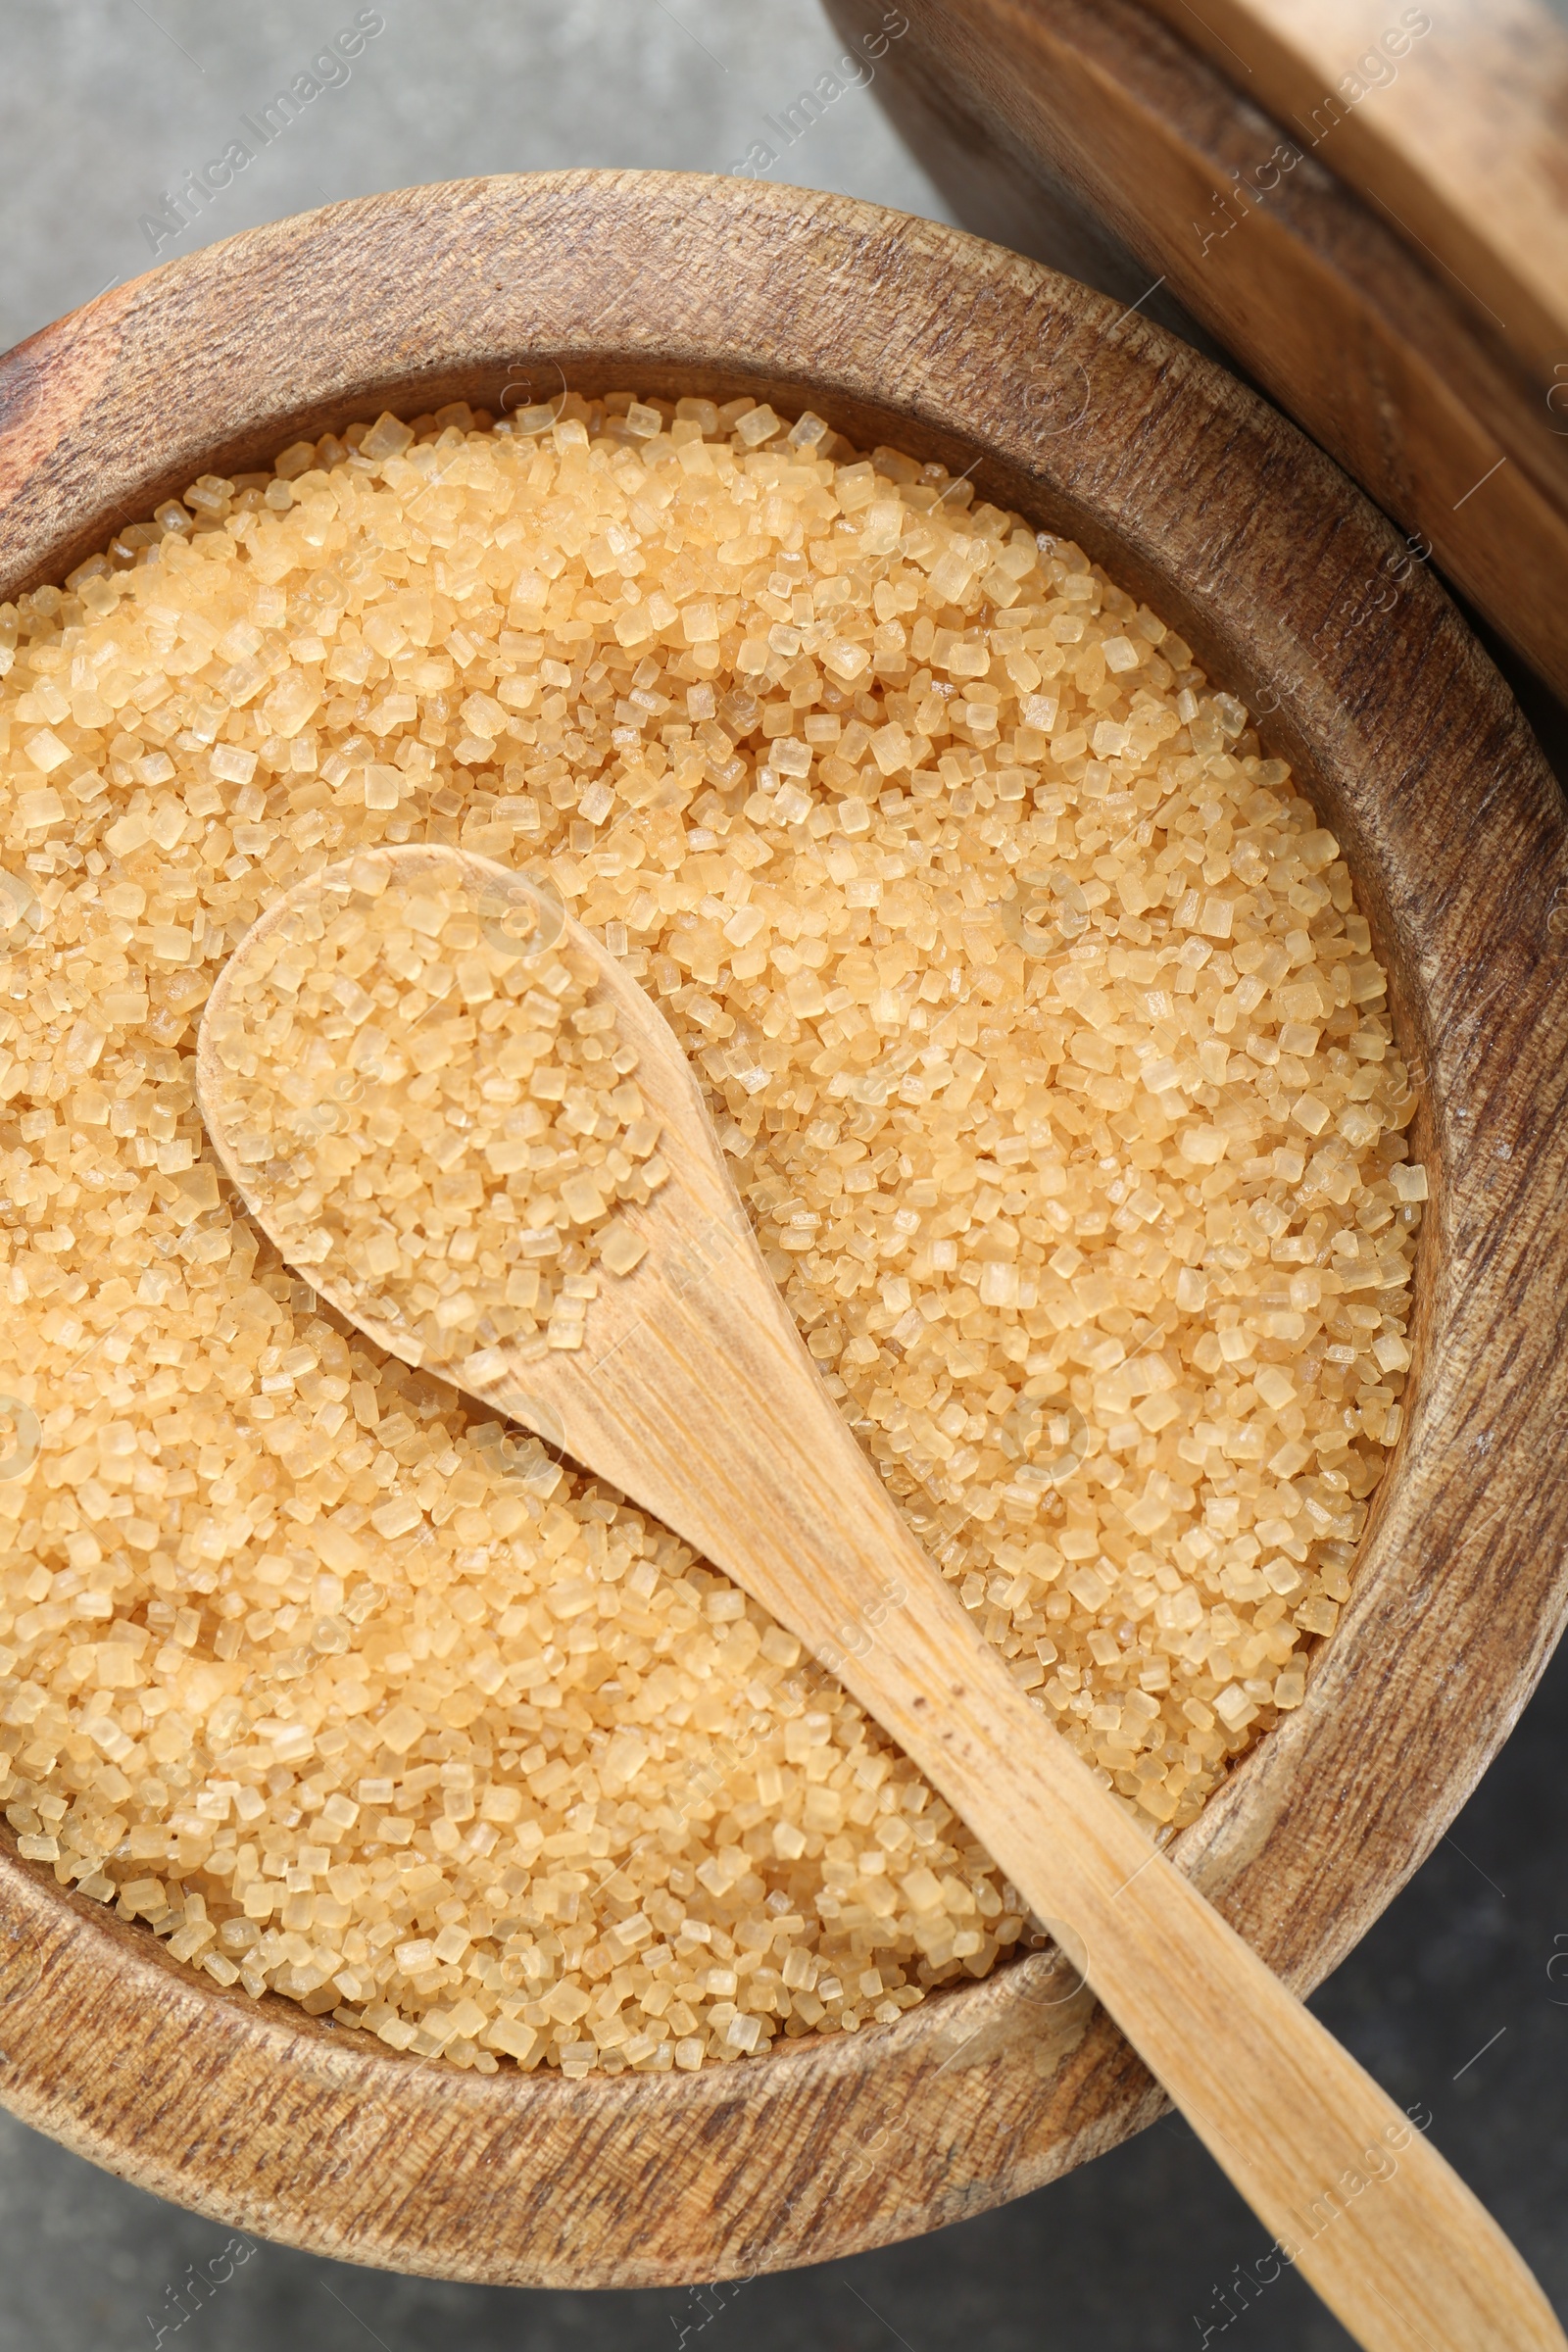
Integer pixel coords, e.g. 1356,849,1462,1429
195,845,1563,2352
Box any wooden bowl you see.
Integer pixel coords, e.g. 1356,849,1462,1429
1,170,1566,2288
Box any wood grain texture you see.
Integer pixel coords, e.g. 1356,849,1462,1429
0,172,1566,2290
1133,0,1568,383
197,853,1563,2352
826,0,1568,704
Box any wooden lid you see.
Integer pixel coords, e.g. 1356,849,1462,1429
1138,0,1568,384
833,0,1568,704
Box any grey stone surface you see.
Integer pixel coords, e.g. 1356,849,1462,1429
0,0,955,353
1,6,1565,2343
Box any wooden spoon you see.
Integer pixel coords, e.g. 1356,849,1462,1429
196,845,1565,2352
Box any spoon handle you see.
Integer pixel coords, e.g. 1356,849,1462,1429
517,1240,1561,2352
852,1585,1563,2352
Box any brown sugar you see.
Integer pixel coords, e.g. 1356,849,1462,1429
0,387,1420,2073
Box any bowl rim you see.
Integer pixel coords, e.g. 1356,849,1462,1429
1,166,1565,2290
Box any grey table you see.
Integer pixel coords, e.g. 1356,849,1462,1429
1,7,1564,2345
